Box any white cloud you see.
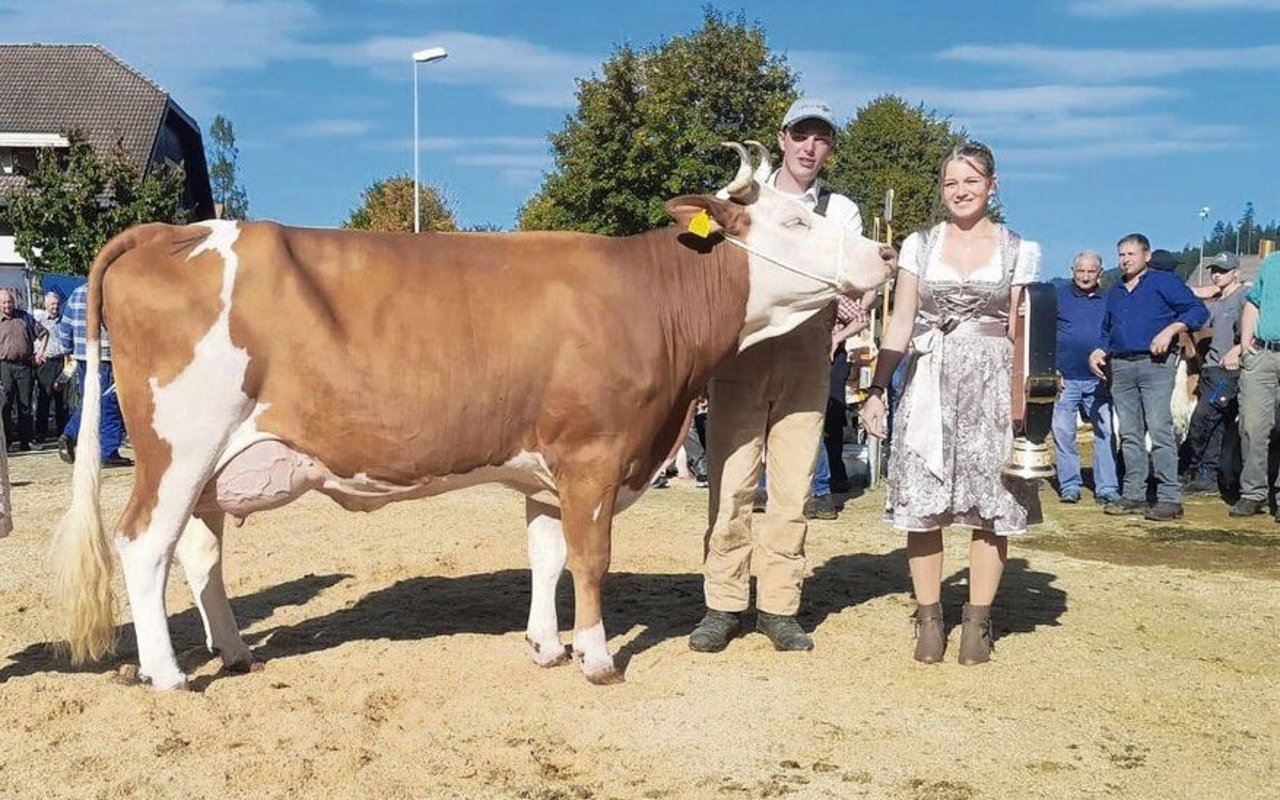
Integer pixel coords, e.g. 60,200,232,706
322,31,600,108
1071,0,1280,15
939,43,1280,82
922,84,1180,115
288,119,375,138
417,136,547,152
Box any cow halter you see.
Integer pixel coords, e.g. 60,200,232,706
714,139,851,293
721,229,849,293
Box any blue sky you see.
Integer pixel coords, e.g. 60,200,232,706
3,0,1278,277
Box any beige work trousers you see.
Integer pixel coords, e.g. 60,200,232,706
703,309,833,616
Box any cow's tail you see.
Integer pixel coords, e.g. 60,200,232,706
50,225,157,664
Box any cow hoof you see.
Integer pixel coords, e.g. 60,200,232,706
526,636,570,668
223,657,263,674
129,666,189,691
113,664,141,686
574,651,624,685
582,663,625,685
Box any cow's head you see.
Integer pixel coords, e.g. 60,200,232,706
667,141,892,349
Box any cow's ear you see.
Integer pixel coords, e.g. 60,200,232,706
665,195,750,239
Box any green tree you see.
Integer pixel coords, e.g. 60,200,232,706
823,95,968,245
518,8,796,235
208,114,249,220
343,175,456,232
1,128,189,275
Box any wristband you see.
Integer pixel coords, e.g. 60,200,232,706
870,348,906,393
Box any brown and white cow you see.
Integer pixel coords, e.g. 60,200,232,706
51,143,892,689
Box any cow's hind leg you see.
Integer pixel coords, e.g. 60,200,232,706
176,510,257,673
525,498,570,667
560,481,622,685
117,515,192,690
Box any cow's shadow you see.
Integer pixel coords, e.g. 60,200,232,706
244,549,1065,675
3,552,1067,685
0,572,349,684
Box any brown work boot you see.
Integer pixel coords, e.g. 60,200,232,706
912,602,945,664
957,604,994,666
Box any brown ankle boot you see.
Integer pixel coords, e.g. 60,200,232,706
958,604,994,665
912,602,945,663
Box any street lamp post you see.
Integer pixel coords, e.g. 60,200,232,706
1198,206,1211,285
412,46,448,233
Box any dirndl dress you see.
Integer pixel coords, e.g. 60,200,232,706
886,223,1043,535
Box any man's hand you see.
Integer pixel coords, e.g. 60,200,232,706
1223,344,1243,371
1149,328,1177,356
877,245,897,270
1088,348,1109,379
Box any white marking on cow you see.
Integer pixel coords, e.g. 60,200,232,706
525,510,567,667
174,515,253,668
116,532,188,689
591,503,602,523
129,221,255,687
572,621,614,679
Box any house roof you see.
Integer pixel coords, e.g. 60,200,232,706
0,44,172,194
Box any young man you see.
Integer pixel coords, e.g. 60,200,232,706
1052,251,1119,505
1088,234,1209,521
690,98,863,653
1229,251,1280,519
1180,252,1246,494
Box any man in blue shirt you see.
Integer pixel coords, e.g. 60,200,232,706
1231,251,1280,519
1088,233,1209,520
58,282,131,468
1053,251,1119,504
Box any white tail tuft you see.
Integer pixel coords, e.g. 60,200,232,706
49,328,114,664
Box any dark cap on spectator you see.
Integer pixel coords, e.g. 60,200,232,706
1207,252,1240,271
1149,249,1178,271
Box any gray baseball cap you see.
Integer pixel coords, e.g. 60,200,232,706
782,98,837,133
1207,252,1240,271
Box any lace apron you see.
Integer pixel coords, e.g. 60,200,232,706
886,224,1042,535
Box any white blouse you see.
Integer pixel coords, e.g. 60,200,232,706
898,226,1041,286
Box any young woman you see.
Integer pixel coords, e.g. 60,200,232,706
859,142,1041,665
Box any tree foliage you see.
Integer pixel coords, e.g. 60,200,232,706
1170,203,1280,278
1,128,190,275
208,114,249,220
823,95,969,245
518,8,796,235
343,175,457,233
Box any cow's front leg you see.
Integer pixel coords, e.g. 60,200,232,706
561,481,622,685
525,498,569,667
175,511,257,673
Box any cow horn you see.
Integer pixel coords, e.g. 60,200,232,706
744,140,772,183
719,141,754,200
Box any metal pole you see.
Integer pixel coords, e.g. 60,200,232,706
413,59,420,234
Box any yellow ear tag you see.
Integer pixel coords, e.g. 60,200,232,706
687,209,712,238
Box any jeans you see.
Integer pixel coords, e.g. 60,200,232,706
1111,356,1180,504
823,348,850,490
1180,365,1239,480
812,445,831,496
62,360,126,460
1052,377,1119,497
